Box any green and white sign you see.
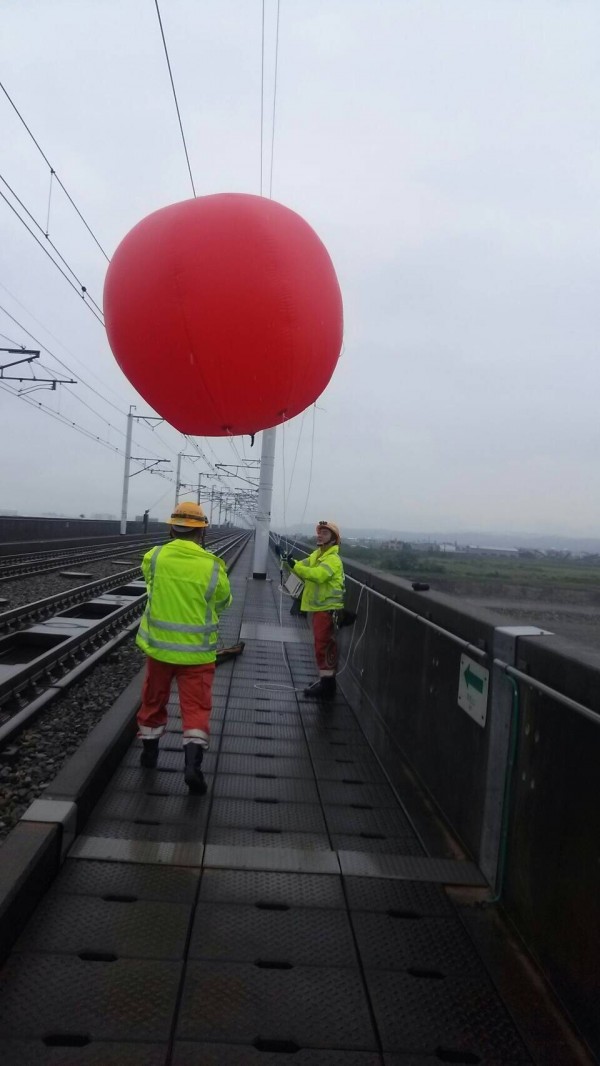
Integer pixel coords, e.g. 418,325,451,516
458,654,489,727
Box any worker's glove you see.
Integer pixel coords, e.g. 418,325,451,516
280,552,293,568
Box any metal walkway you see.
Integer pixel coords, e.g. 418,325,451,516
0,544,566,1063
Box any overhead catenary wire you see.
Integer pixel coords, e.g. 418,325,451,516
0,188,105,326
0,173,105,317
0,301,124,417
0,79,110,261
0,281,127,410
154,0,197,198
269,0,281,199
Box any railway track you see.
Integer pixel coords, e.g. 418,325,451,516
0,531,250,750
0,537,166,582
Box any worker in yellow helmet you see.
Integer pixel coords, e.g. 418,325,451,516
283,520,345,700
136,501,232,793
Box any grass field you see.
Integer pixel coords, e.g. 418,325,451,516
341,545,600,590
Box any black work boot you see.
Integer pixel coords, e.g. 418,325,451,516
320,676,337,700
303,677,336,701
184,743,208,795
304,679,325,698
140,738,159,768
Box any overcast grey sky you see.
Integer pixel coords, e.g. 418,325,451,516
1,1,600,537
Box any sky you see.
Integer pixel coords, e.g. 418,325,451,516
1,0,600,539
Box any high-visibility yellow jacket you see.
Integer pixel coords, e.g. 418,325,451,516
292,544,345,613
136,539,232,665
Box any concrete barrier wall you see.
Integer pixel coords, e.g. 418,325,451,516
0,515,160,545
274,537,599,1057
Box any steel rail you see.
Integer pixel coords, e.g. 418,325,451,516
0,530,238,633
0,538,166,581
0,530,251,748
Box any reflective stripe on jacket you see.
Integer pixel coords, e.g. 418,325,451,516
136,539,232,664
292,544,345,613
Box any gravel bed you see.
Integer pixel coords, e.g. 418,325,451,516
0,635,145,844
0,555,144,611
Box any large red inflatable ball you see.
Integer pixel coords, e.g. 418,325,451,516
103,194,343,435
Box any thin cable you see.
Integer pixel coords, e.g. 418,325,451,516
0,79,110,261
154,0,197,197
0,380,124,455
0,173,104,316
0,189,105,326
0,281,126,409
260,0,265,194
0,301,124,416
284,409,307,513
268,0,281,198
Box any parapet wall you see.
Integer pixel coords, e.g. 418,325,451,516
275,537,599,1059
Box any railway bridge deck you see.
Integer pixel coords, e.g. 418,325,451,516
0,542,593,1065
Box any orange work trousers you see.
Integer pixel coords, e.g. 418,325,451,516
137,657,215,748
312,611,338,675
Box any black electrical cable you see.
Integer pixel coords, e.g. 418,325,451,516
0,189,105,326
154,0,197,197
0,79,110,261
0,301,123,415
0,173,104,317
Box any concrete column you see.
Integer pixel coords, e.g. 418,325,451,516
252,426,276,579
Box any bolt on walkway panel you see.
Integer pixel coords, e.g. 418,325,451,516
0,543,558,1064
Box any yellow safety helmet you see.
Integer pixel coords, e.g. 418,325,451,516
167,501,208,528
316,520,341,544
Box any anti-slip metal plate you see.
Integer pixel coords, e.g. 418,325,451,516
324,807,414,837
206,827,332,851
203,844,340,875
222,721,306,739
343,877,453,915
338,853,487,885
209,799,328,834
214,774,320,803
318,781,399,807
220,737,310,757
312,759,383,784
218,753,314,778
69,836,204,867
108,766,196,796
13,896,191,959
332,835,425,856
351,912,485,974
188,903,358,968
198,868,345,909
54,859,199,901
365,970,530,1059
83,818,208,843
177,961,377,1049
0,955,181,1042
172,1046,383,1066
0,1042,168,1066
93,792,211,826
240,622,313,643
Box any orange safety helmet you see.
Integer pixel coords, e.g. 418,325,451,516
168,501,208,528
316,520,341,544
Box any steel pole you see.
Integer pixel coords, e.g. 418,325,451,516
252,426,276,578
197,473,202,506
120,406,134,534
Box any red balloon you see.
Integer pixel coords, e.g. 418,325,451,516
103,194,343,435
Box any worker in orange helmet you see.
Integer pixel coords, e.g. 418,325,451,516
283,520,345,700
136,501,232,793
